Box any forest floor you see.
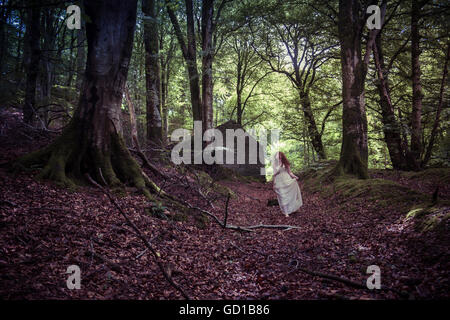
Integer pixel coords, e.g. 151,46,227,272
0,109,449,300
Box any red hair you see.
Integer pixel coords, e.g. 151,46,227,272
279,152,290,168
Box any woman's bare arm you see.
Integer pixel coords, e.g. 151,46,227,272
287,166,299,180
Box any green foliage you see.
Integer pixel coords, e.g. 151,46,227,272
146,201,169,219
301,164,429,209
0,0,448,172
406,206,450,234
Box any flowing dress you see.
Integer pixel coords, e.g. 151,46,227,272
272,152,303,215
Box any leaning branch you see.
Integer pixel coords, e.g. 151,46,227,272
85,172,191,300
178,194,299,233
288,259,408,298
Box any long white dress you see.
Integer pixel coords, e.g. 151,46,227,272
272,152,303,215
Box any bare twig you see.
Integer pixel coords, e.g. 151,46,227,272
85,172,191,300
0,199,18,207
223,193,231,227
288,259,408,298
136,248,149,260
87,250,122,273
181,197,299,233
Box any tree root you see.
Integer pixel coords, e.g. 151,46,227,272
13,125,158,201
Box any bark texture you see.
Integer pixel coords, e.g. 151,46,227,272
16,0,154,198
335,0,368,179
423,43,449,166
23,4,41,124
201,0,214,132
143,0,163,143
373,34,407,170
409,0,424,170
165,0,202,123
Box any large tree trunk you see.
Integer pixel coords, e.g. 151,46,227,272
17,0,154,199
143,0,163,143
201,0,214,132
373,34,407,170
335,0,368,179
23,4,41,124
409,0,424,170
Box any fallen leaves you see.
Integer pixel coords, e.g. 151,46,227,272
0,111,449,299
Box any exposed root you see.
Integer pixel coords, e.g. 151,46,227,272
14,125,157,200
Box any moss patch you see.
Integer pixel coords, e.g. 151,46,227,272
301,166,428,209
196,170,236,199
405,205,450,233
401,168,450,185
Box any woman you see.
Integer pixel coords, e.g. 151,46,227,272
272,151,303,217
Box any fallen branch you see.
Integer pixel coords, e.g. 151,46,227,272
87,250,122,273
245,224,300,231
85,172,191,300
288,259,366,289
223,193,231,227
136,248,149,260
288,259,408,298
0,199,18,207
180,197,299,233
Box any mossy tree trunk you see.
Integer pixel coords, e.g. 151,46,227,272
335,0,368,179
17,0,153,199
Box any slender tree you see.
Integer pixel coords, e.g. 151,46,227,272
201,0,214,131
335,0,370,178
373,32,408,170
75,11,86,91
23,3,41,124
143,0,163,142
408,0,425,170
165,0,202,123
251,3,333,160
423,43,450,166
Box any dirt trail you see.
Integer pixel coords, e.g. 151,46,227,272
1,166,448,299
0,110,448,299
